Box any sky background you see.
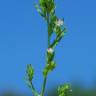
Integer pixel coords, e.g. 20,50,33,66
0,0,96,94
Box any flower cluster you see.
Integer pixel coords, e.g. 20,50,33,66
35,0,55,20
25,0,70,96
58,84,72,96
43,48,55,77
55,19,64,27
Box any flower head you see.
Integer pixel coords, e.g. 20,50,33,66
47,48,54,54
55,19,64,26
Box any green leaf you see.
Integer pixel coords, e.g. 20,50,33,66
35,4,46,18
48,15,57,36
39,0,47,12
50,27,66,48
35,4,41,13
47,0,55,13
57,32,64,42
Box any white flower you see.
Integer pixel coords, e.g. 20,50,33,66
70,89,72,92
55,19,64,26
47,48,54,54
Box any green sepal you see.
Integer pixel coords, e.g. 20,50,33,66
43,61,56,77
49,61,56,71
46,61,56,71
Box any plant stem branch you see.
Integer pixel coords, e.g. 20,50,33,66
47,13,50,47
41,76,47,96
30,82,39,96
41,12,50,96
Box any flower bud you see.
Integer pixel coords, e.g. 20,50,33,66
26,64,34,82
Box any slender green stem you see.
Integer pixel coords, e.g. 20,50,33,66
41,76,47,96
47,13,50,47
30,82,39,96
41,12,50,96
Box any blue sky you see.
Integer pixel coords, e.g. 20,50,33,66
0,0,96,93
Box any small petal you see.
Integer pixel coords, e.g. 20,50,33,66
55,19,64,26
47,48,54,53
